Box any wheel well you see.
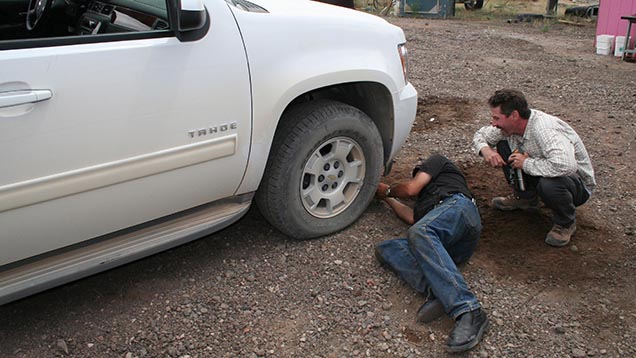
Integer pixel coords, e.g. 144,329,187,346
283,82,394,166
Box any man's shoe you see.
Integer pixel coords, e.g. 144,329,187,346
447,308,489,353
374,246,386,266
491,193,538,211
545,222,576,247
416,298,445,323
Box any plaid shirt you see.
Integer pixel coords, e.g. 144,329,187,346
473,109,596,192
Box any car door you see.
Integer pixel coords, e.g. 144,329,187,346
0,0,251,266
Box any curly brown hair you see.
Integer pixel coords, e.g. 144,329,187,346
487,89,531,119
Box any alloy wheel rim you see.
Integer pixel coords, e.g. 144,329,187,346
300,136,366,218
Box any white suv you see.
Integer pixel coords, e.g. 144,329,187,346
0,0,417,304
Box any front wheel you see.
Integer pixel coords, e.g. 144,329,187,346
256,100,383,239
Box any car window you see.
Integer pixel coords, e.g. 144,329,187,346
0,0,171,47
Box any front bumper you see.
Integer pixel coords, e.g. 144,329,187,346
388,82,418,164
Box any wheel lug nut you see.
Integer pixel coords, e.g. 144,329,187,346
322,184,329,191
323,163,330,171
318,175,325,182
334,161,340,169
338,171,343,178
332,182,338,189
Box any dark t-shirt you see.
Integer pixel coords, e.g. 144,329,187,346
412,154,473,222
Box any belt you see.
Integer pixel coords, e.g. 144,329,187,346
436,192,476,207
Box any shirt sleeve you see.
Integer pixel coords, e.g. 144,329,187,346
523,128,578,177
472,126,504,155
413,154,448,179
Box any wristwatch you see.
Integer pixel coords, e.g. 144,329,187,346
385,186,392,197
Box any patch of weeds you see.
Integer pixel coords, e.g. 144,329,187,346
525,17,557,32
540,22,551,32
355,0,393,14
454,0,522,21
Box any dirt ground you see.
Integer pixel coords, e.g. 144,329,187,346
2,13,636,358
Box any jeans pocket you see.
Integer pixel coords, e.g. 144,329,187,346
461,201,481,231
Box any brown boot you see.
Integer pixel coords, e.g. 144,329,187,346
491,193,538,211
545,222,576,247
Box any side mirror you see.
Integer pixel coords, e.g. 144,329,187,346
177,0,207,32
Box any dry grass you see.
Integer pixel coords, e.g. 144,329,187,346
456,0,600,26
355,0,598,20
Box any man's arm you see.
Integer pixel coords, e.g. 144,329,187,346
473,126,506,167
376,172,432,225
523,130,578,177
383,198,415,225
480,146,507,168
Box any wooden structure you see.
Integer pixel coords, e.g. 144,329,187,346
596,0,636,60
596,0,636,38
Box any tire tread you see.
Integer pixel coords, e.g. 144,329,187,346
256,100,382,239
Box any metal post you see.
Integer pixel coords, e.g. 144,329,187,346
546,0,558,16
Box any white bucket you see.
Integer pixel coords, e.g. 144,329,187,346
615,36,626,57
596,34,614,55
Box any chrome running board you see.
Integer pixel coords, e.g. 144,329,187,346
0,193,253,305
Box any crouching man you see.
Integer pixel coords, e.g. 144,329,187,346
473,89,596,247
375,154,488,353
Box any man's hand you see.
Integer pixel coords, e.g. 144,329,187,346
376,181,415,224
376,182,389,199
481,146,506,168
508,151,529,169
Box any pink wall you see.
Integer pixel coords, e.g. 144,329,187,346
596,0,636,38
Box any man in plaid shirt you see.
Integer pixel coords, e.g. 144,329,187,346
473,89,596,247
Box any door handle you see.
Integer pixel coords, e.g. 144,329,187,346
0,89,53,109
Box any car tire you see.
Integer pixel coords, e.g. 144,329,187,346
256,100,383,239
464,0,483,10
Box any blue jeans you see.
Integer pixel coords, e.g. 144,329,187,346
375,194,482,319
